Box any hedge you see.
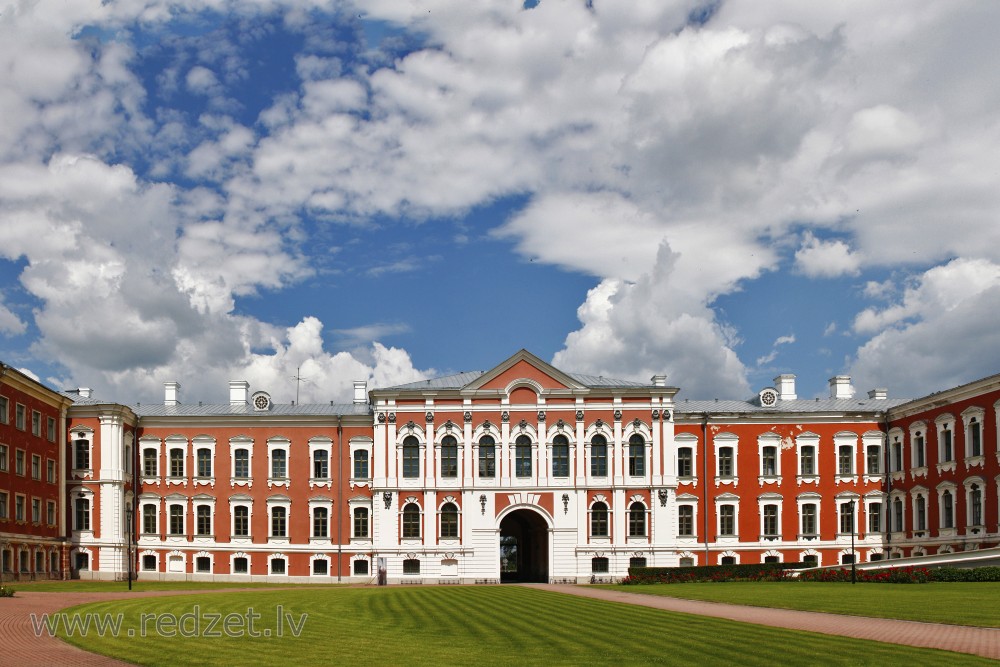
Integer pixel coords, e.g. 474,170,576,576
623,562,807,584
623,564,1000,585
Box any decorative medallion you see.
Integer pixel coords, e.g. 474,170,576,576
464,411,472,423
251,391,271,411
482,419,492,430
614,410,622,421
501,411,510,423
388,413,396,424
759,388,778,407
556,419,565,430
537,410,546,422
382,491,392,509
378,413,386,423
657,489,669,507
518,419,528,430
595,419,604,428
426,411,434,422
405,420,415,433
633,418,642,429
576,410,584,421
651,410,660,420
445,420,454,432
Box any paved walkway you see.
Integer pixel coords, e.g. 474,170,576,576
528,584,1000,660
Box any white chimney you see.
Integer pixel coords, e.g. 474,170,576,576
353,380,367,405
650,375,667,388
77,388,92,399
164,381,180,406
773,374,796,401
867,388,888,400
229,381,249,405
829,376,854,399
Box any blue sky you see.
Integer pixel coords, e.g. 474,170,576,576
2,1,1000,405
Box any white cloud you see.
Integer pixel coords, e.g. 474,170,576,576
756,334,796,367
0,297,25,336
794,233,861,278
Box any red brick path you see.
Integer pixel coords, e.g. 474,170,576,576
530,584,1000,660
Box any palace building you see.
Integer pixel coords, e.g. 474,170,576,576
1,350,998,583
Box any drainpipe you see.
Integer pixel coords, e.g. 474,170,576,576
702,415,709,564
337,416,343,582
881,411,891,553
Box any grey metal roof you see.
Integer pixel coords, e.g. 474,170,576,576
381,371,650,391
133,403,370,418
567,373,648,388
676,396,911,415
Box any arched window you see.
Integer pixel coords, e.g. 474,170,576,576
515,435,532,477
971,484,983,526
628,502,645,537
942,490,954,529
916,495,926,530
402,503,421,539
402,436,420,479
440,503,459,538
74,497,90,531
628,434,645,476
591,435,608,477
892,497,904,532
441,436,458,478
551,435,569,478
478,435,496,478
591,501,609,537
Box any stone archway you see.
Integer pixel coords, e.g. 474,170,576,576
498,508,549,583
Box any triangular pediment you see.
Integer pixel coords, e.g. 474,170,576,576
463,350,585,393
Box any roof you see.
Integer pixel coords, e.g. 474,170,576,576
676,396,910,416
382,370,649,391
61,391,370,418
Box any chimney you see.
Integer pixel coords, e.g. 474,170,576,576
867,388,888,400
650,375,667,388
77,388,92,399
229,380,250,406
164,381,180,406
353,380,368,405
828,376,854,399
773,374,796,401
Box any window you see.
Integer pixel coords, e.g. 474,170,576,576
0,444,6,471
75,439,90,469
628,502,646,537
591,557,609,573
719,505,736,536
720,556,735,565
270,558,286,575
353,507,369,538
866,445,881,475
718,447,734,477
353,449,368,479
941,427,953,462
838,445,853,475
591,502,609,537
800,445,816,475
0,492,6,520
630,557,647,569
762,446,777,476
142,504,157,534
478,436,496,478
403,558,420,574
892,497,904,532
46,501,55,525
402,503,421,539
31,498,41,523
313,450,329,479
628,434,645,476
913,432,925,467
678,447,693,477
868,502,882,533
196,556,211,573
31,410,41,436
942,490,954,529
0,396,6,423
143,449,157,476
440,502,459,538
46,417,56,442
142,555,157,571
43,458,53,483
271,449,287,479
353,559,369,575
402,436,420,478
234,449,250,479
271,506,287,538
31,454,40,480
313,507,329,538
169,448,184,478
678,505,694,536
915,495,926,531
803,554,819,567
15,403,25,430
515,435,532,477
75,498,90,531
233,557,248,574
762,504,779,538
196,506,212,536
551,435,569,478
75,552,90,571
15,449,25,475
15,495,25,521
440,436,458,478
970,483,983,526
839,501,855,534
591,435,608,477
169,505,184,535
233,506,249,537
801,503,817,536
312,559,328,575
196,448,212,478
969,418,982,457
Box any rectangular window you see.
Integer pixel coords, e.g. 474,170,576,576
0,492,7,519
0,444,6,471
868,503,882,533
762,504,779,537
233,557,248,573
143,504,157,534
866,445,881,474
762,446,777,476
677,447,693,477
718,447,734,477
800,445,815,475
402,441,420,478
629,557,647,569
74,498,90,531
31,454,41,480
515,443,532,478
891,441,902,472
169,505,184,535
15,449,25,475
271,507,287,537
441,439,458,478
839,502,855,534
551,442,569,478
233,506,249,537
271,449,287,479
196,506,212,536
234,449,250,478
478,444,495,478
628,437,645,476
31,498,41,523
916,496,926,530
352,450,368,479
838,445,853,475
353,560,369,576
15,403,25,430
801,503,817,536
353,507,369,539
47,500,56,526
678,505,694,536
914,435,925,467
143,449,158,477
15,495,25,521
46,459,55,483
970,421,982,457
314,450,330,479
196,557,211,573
142,555,157,571
942,428,953,461
313,507,329,538
31,410,41,436
719,505,735,536
196,449,212,478
591,442,607,477
591,557,609,573
46,417,56,442
402,558,420,575
169,449,184,477
0,395,7,424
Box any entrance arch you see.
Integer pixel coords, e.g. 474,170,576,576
498,508,549,582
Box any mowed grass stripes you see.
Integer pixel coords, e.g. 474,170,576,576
58,586,992,666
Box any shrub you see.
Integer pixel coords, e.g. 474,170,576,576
0,586,14,598
623,562,805,584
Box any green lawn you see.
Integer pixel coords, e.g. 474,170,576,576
10,580,340,592
600,581,1000,627
56,586,992,666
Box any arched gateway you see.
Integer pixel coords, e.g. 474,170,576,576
498,508,549,582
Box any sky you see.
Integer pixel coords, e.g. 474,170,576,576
2,0,1000,406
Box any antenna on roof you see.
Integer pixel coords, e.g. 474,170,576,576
291,365,315,405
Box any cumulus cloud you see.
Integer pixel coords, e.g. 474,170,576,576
0,297,26,336
794,233,861,278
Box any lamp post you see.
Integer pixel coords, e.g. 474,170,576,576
850,499,857,585
125,501,133,591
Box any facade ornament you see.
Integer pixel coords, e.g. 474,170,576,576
445,420,454,432
382,491,392,509
378,413,386,424
464,411,472,423
405,420,415,433
664,410,671,421
576,410,584,421
537,410,546,422
651,410,659,420
518,419,528,431
501,411,510,423
388,412,396,424
633,418,642,429
657,489,669,507
556,419,565,430
479,494,487,515
614,410,622,421
562,493,570,515
595,419,603,428
425,411,434,423
482,419,492,430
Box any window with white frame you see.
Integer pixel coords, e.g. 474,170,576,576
167,443,185,479
46,416,56,442
194,501,214,537
628,501,646,537
402,436,420,479
835,433,857,478
965,478,985,529
478,435,496,478
31,410,40,436
797,495,820,538
313,449,329,479
269,556,287,575
353,448,369,480
962,407,985,463
675,433,698,481
268,496,291,539
312,506,329,539
0,395,6,424
439,502,459,539
890,494,905,533
837,498,857,535
73,438,91,470
551,435,570,478
591,501,610,538
866,498,883,534
514,435,533,478
353,506,369,539
349,437,373,481
196,447,212,479
758,434,781,482
15,403,25,430
268,438,290,485
628,433,646,476
232,554,250,574
758,495,782,540
440,435,459,479
677,504,694,537
716,494,739,538
866,443,882,475
402,502,421,539
910,424,926,470
142,444,159,477
714,433,738,483
230,496,252,539
888,430,904,473
590,434,608,477
912,491,927,531
0,444,6,472
142,502,158,535
73,494,92,531
936,414,955,466
937,483,956,531
168,502,185,536
230,436,254,486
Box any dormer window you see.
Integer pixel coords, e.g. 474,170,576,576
758,388,778,407
252,392,271,411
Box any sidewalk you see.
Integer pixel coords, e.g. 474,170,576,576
527,584,1000,660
